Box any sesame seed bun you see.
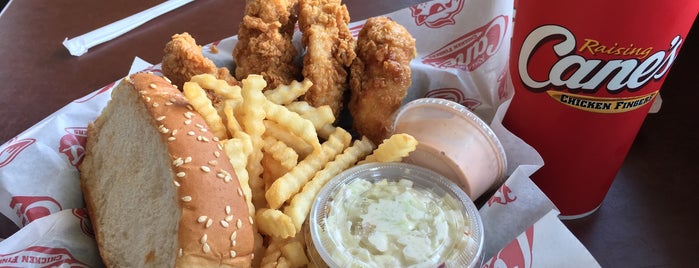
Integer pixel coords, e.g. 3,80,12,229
80,72,253,267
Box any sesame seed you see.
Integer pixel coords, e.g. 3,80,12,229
181,196,192,202
201,166,211,172
139,90,146,95
221,220,229,228
188,131,196,136
232,240,236,247
202,243,210,253
173,181,180,187
237,188,243,196
236,219,242,229
173,158,184,167
176,172,185,178
225,206,231,215
248,216,254,224
178,248,183,257
200,234,208,244
184,112,194,119
164,77,172,84
170,98,177,103
225,215,233,222
197,216,207,223
196,123,205,129
200,128,208,133
187,105,194,111
145,96,151,102
217,172,226,179
217,144,223,150
230,250,237,258
156,115,166,121
165,101,173,106
172,129,178,136
184,156,192,163
168,137,176,142
206,219,213,228
230,231,237,241
224,175,232,182
214,151,221,158
159,126,169,134
149,83,157,89
184,119,192,125
212,137,219,142
152,102,159,107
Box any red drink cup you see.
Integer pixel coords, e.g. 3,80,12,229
503,0,699,218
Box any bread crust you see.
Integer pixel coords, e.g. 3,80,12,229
81,72,254,267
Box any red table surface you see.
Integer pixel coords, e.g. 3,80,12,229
1,1,697,267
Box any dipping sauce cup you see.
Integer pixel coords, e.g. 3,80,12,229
389,98,507,200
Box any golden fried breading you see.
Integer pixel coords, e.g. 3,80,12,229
162,32,239,89
233,0,300,90
349,16,417,144
298,0,356,117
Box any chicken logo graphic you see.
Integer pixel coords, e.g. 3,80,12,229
482,227,534,268
410,0,465,28
0,138,35,168
487,184,517,207
72,208,95,238
9,196,63,226
58,127,88,167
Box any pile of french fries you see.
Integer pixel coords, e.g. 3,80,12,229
181,73,418,267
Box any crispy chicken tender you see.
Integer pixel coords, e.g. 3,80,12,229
233,0,300,90
349,17,417,145
298,0,356,117
162,32,238,89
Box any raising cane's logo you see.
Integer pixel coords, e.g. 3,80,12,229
422,15,508,72
58,127,88,167
409,0,465,28
10,196,63,226
0,138,36,168
518,25,683,113
0,246,90,267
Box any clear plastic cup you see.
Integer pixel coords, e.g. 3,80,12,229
308,162,484,268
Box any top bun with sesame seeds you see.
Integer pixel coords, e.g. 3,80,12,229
79,72,254,267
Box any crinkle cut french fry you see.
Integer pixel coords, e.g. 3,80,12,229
221,138,254,216
358,133,418,164
182,81,228,139
264,100,321,151
280,241,309,268
240,74,268,209
189,73,243,100
263,78,313,105
263,120,314,160
265,127,352,209
286,103,335,132
255,208,297,239
285,136,375,230
262,135,299,170
223,99,244,134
